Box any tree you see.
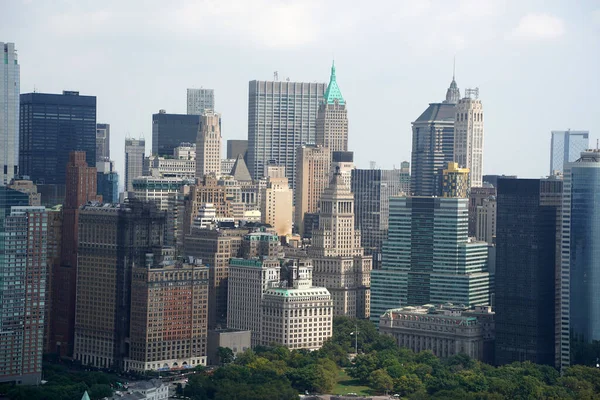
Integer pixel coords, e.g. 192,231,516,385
217,347,235,366
369,369,394,393
89,384,113,399
395,374,424,396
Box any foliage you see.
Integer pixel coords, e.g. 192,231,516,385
217,346,235,365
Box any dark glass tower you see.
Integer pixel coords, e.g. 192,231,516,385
152,111,200,157
494,178,562,366
19,91,96,186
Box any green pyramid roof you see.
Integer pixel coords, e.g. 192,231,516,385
323,61,345,105
81,391,91,400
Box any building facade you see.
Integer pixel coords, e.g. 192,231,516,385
370,197,490,325
454,90,484,188
96,160,119,203
475,196,496,244
441,162,470,198
261,174,293,236
19,91,96,187
495,178,562,367
550,130,589,175
247,80,326,186
295,145,331,236
1,43,19,186
316,62,348,152
468,187,496,237
379,304,494,363
308,170,372,318
187,88,214,116
152,111,200,157
226,139,248,160
144,144,196,179
96,123,110,161
196,111,222,178
125,138,145,193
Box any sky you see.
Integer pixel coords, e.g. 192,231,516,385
2,0,600,180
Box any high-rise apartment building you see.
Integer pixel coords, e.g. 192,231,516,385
152,110,200,157
308,169,372,318
410,79,458,196
351,168,404,268
261,174,293,236
454,89,484,188
52,152,99,357
124,138,145,193
295,145,331,236
74,201,166,370
549,130,589,175
44,207,62,355
0,187,47,384
126,249,209,372
370,197,490,325
19,91,96,189
561,150,600,370
187,88,215,116
196,111,222,178
495,178,562,367
247,80,326,186
96,123,110,161
1,43,19,186
226,140,248,160
227,258,281,346
441,162,470,198
316,62,348,152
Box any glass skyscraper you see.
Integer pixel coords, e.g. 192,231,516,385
550,130,589,175
152,111,200,157
370,197,490,324
561,150,600,369
1,43,20,186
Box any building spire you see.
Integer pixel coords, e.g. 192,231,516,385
443,58,460,104
323,60,345,105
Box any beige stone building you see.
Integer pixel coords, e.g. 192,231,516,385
261,260,333,350
454,90,484,188
308,169,372,318
316,62,348,152
126,250,209,372
184,175,232,236
196,110,222,178
294,145,331,236
261,174,293,236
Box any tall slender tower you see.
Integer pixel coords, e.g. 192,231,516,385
124,138,145,193
308,168,371,318
454,89,484,188
316,62,348,152
0,43,19,186
196,110,222,178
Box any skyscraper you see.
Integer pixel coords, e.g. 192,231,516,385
19,91,96,187
261,174,293,236
410,78,458,196
351,168,404,268
495,178,562,366
549,130,589,175
308,169,372,318
74,201,166,370
124,138,145,193
370,197,490,325
196,110,222,178
96,123,110,161
152,110,200,157
441,162,470,198
52,152,99,357
0,43,19,186
316,62,348,152
454,89,484,188
96,160,119,203
226,139,248,160
561,150,600,369
0,187,46,384
247,80,326,186
187,88,215,116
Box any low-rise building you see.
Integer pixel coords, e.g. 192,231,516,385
110,379,169,400
379,304,495,363
207,329,251,365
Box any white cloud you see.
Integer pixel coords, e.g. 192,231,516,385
512,13,565,40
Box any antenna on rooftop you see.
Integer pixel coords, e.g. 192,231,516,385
274,71,279,81
465,88,479,99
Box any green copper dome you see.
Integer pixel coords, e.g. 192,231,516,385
323,61,345,105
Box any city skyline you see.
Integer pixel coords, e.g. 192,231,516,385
2,1,599,184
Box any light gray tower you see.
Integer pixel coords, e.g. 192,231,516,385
247,80,326,189
96,123,110,161
1,42,20,185
549,130,589,175
124,138,145,193
454,88,484,188
187,88,215,116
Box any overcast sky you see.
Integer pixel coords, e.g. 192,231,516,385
3,0,599,180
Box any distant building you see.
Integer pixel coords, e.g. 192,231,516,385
125,138,145,193
380,304,495,363
221,159,236,175
152,110,200,157
441,162,470,198
247,80,326,186
330,151,354,188
370,197,490,325
483,175,517,188
96,160,119,203
495,178,562,367
144,143,196,179
207,329,251,365
0,42,19,186
96,123,110,161
316,62,348,152
261,173,293,236
7,179,41,206
227,140,248,160
110,379,169,400
126,249,209,372
187,88,215,116
475,196,496,244
196,111,222,178
468,187,496,238
44,206,62,355
295,145,331,236
19,91,96,191
550,130,589,175
454,90,484,188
